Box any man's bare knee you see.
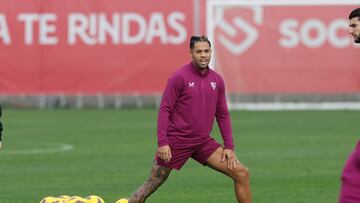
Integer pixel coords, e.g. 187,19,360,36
232,166,250,183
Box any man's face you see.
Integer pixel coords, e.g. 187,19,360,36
349,17,360,43
190,41,212,70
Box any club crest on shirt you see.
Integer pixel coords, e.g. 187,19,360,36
188,82,195,88
210,82,216,90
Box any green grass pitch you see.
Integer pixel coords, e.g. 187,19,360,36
0,109,359,203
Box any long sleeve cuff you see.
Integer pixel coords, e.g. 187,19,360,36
224,142,234,151
158,140,169,148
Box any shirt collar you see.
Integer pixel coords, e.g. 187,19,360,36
190,62,210,77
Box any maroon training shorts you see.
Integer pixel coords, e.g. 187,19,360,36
156,137,221,170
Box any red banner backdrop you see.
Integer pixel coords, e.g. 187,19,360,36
0,0,196,94
213,5,359,94
1,1,359,95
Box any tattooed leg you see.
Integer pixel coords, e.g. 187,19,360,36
128,163,172,203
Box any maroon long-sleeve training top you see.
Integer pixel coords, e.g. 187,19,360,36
157,62,234,150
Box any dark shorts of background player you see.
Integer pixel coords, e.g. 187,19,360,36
0,121,2,138
156,137,221,170
0,106,2,138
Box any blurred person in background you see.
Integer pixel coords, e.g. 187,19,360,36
338,8,360,203
117,36,252,203
348,8,360,43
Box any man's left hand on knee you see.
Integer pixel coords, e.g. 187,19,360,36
221,148,240,170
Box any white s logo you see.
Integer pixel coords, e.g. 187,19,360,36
214,6,263,55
